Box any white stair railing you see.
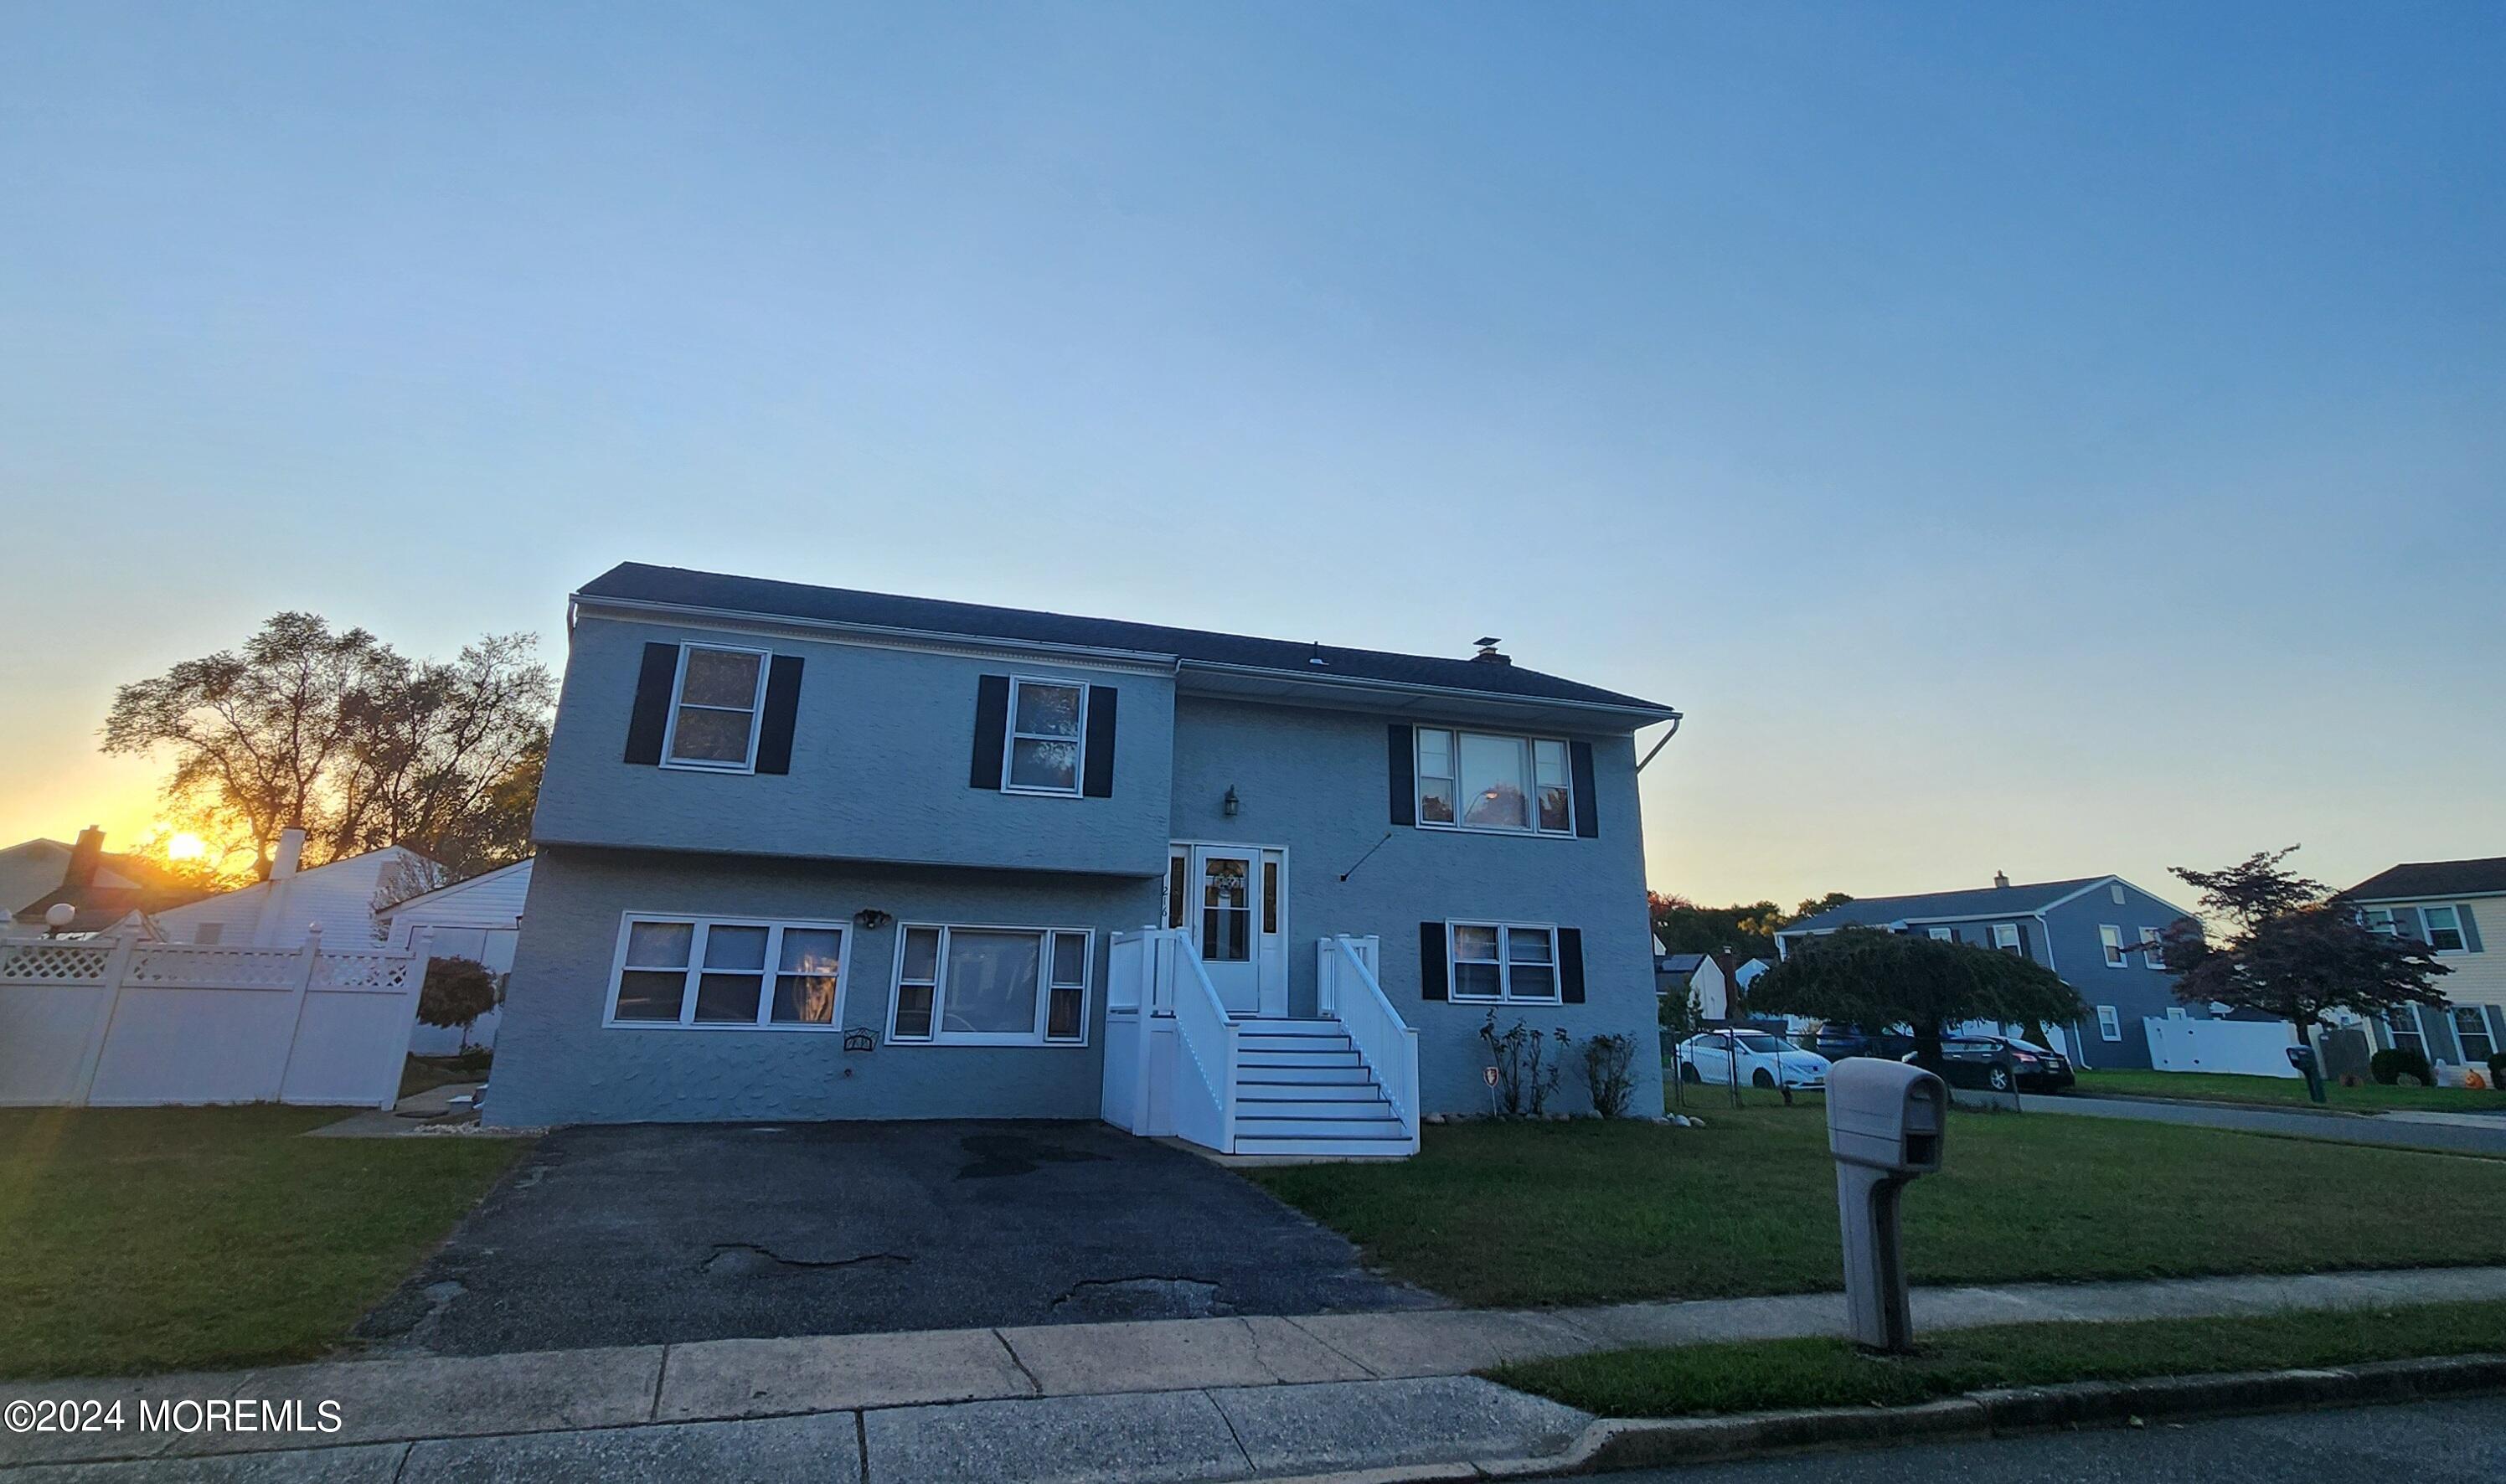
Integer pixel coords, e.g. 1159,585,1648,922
1160,929,1241,1153
1318,933,1421,1153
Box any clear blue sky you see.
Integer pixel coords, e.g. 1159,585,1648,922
3,2,2498,905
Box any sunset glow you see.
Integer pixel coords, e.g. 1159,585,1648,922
165,832,207,861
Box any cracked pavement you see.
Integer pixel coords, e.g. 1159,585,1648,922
355,1119,1435,1356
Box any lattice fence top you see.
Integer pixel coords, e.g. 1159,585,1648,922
312,953,417,992
125,945,302,990
0,941,112,984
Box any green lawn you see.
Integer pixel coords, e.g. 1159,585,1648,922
1490,1300,2506,1417
1247,1101,2506,1308
2077,1068,2506,1114
0,1106,524,1378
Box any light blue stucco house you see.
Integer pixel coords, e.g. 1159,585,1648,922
486,564,1681,1154
1772,873,2201,1069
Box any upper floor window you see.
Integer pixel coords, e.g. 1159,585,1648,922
1415,729,1573,835
2099,925,2127,968
1003,678,1085,795
1926,926,1954,942
889,925,1092,1045
663,644,769,770
2421,905,2467,953
1447,921,1561,1003
606,915,846,1029
2139,926,2166,970
2362,909,2398,935
1992,923,2022,954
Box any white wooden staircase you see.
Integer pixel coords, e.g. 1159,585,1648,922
1233,1020,1412,1157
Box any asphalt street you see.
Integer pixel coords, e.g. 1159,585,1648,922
1611,1396,2506,1483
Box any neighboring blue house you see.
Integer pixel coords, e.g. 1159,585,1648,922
1771,872,2201,1069
487,564,1680,1154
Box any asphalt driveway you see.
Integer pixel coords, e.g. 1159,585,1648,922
357,1121,1434,1357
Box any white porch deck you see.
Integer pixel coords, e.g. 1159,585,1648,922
1101,929,1420,1157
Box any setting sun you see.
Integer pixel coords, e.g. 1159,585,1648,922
165,832,206,861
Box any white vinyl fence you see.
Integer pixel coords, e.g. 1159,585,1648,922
2144,1015,2300,1079
0,927,432,1110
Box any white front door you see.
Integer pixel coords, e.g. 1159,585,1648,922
1168,843,1287,1017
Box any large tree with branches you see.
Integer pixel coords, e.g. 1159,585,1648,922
2157,847,2449,1050
102,613,554,880
1747,928,2086,1073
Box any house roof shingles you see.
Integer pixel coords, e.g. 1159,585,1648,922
1781,878,2108,935
2345,858,2506,901
577,563,1678,719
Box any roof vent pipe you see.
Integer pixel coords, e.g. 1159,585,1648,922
1472,636,1510,665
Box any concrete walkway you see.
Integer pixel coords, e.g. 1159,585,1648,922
8,1265,2504,1481
1952,1090,2506,1157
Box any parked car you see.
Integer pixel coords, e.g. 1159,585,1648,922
1913,1035,2075,1094
1674,1030,1832,1090
1810,1024,1917,1062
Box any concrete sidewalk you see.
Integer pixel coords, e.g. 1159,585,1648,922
8,1265,2504,1481
1950,1090,2506,1157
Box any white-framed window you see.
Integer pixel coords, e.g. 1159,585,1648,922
2109,883,2127,905
1414,728,1573,836
2096,1004,2122,1041
662,643,771,771
1002,678,1086,795
604,915,847,1029
1927,926,1954,942
1992,923,2022,954
2362,908,2398,935
2420,905,2467,953
888,925,1091,1045
2386,1010,2426,1058
2099,925,2127,968
1447,920,1561,1003
2139,926,2166,970
2452,1007,2496,1065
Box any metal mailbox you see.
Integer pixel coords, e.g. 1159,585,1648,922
1827,1058,1946,1173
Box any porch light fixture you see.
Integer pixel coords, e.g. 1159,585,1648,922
1222,786,1240,818
854,908,892,930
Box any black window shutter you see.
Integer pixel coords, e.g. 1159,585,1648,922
753,656,804,775
969,675,1010,789
1081,685,1118,797
623,642,679,765
2015,922,2034,961
1387,724,1415,826
1418,920,1447,1000
1568,740,1599,838
1560,928,1586,1002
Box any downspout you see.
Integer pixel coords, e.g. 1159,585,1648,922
2034,909,2087,1069
1634,712,1685,771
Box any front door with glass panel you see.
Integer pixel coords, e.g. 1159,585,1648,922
1166,843,1287,1017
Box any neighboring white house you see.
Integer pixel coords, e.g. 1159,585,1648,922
147,829,444,949
1658,951,1736,1020
379,857,533,1053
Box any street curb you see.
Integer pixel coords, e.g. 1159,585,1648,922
1563,1352,2506,1476
1263,1352,2506,1484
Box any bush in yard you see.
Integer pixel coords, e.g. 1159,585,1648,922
1582,1033,1638,1118
1479,1014,1568,1116
416,956,499,1049
2488,1054,2506,1087
2370,1047,2433,1087
1746,929,2083,1074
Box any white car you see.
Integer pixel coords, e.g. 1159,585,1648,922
1674,1030,1832,1091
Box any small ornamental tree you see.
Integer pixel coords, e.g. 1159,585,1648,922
416,956,500,1050
2157,848,2449,1059
1746,929,2085,1074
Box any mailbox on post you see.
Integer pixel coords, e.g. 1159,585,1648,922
1825,1058,1947,1353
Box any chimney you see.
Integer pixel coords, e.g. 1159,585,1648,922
271,827,307,881
64,827,105,889
1472,636,1511,666
1993,870,2010,889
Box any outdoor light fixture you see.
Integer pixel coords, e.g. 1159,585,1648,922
854,908,892,930
1222,786,1240,817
